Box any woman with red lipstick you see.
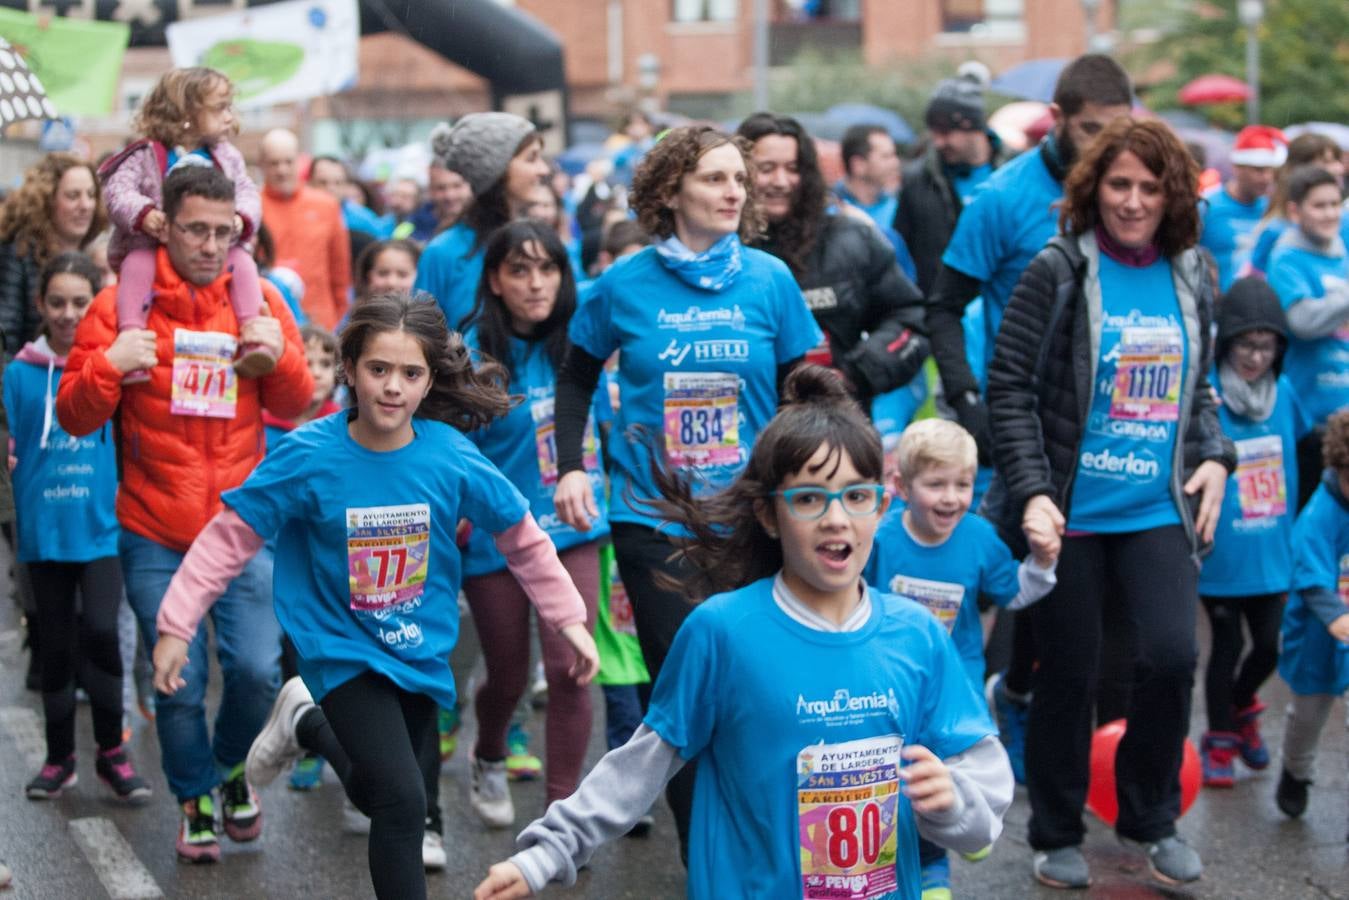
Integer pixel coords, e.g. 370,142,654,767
985,117,1235,889
549,125,822,860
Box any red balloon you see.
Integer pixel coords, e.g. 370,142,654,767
1086,719,1201,825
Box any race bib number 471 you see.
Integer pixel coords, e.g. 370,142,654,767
346,504,430,612
798,735,903,899
171,329,237,419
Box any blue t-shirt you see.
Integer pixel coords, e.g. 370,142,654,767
570,245,822,528
1277,481,1349,696
342,198,393,238
941,146,1061,371
644,577,994,900
4,353,118,562
1199,187,1267,292
1199,373,1309,597
1069,256,1185,533
865,506,1020,691
413,222,483,331
951,163,994,208
223,413,529,708
1267,236,1349,426
462,332,610,577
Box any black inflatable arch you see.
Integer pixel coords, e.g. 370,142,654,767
0,0,567,128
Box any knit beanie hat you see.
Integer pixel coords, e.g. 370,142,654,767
925,78,986,132
429,112,536,196
1217,276,1289,373
1231,125,1288,168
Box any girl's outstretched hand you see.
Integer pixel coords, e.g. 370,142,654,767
474,861,532,900
899,744,956,815
152,635,190,695
561,622,600,686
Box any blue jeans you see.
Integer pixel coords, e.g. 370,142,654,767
120,530,281,801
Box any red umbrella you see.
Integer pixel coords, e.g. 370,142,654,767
1178,74,1251,106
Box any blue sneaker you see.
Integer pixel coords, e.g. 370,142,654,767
920,856,952,900
287,753,324,791
1234,700,1271,770
986,671,1028,785
505,720,542,782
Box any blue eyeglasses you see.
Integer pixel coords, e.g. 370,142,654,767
774,484,886,521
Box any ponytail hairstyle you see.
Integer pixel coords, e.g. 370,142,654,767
339,292,515,433
646,364,882,600
465,219,577,377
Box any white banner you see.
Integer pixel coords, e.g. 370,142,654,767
166,0,359,109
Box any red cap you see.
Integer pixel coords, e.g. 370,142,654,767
1231,125,1288,168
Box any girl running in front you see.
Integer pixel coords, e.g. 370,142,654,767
149,293,599,900
99,66,273,382
7,253,150,803
474,365,1013,900
459,220,608,825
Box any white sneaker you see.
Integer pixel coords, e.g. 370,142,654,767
342,796,371,835
469,756,514,828
0,859,11,889
422,831,446,871
245,677,313,788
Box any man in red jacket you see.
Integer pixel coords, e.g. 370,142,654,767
58,165,313,864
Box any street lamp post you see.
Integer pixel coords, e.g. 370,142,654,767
1081,0,1100,53
1238,0,1264,123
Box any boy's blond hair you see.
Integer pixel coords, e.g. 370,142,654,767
1323,409,1349,473
897,419,977,482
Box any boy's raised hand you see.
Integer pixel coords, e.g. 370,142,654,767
474,862,532,900
899,744,956,815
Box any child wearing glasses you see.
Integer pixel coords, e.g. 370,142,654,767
99,66,273,384
863,417,1058,897
474,365,1014,900
1196,278,1311,788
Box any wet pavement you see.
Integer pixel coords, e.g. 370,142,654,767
0,558,1345,899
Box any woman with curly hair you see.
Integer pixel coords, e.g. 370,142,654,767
0,153,107,355
985,117,1235,889
549,124,822,860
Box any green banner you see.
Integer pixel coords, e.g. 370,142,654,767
0,10,129,116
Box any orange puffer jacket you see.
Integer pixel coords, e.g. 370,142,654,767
57,247,313,552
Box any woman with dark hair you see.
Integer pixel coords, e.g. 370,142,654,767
985,117,1234,889
550,124,822,860
413,113,552,331
0,153,108,356
457,220,608,828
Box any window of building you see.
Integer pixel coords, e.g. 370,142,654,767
672,0,738,23
780,0,861,21
941,0,1024,36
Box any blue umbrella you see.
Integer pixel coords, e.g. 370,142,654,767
824,102,916,144
990,58,1069,103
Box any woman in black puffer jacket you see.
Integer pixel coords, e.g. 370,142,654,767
985,118,1235,890
0,153,107,356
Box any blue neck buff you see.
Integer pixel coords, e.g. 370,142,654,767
653,232,743,292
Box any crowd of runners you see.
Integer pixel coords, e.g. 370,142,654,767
0,49,1346,900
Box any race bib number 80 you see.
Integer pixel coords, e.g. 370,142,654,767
798,735,902,899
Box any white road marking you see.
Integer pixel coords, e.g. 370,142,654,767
69,817,164,900
0,705,45,768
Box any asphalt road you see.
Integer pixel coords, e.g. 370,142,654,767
0,561,1345,899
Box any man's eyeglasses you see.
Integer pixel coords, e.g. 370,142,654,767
774,484,886,521
172,221,233,246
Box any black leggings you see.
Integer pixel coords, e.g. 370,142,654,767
28,557,124,761
295,672,438,900
1201,593,1284,732
1026,525,1199,849
610,521,698,865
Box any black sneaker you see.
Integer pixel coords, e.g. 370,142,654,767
95,745,152,804
25,756,76,799
220,763,262,842
1276,768,1311,818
